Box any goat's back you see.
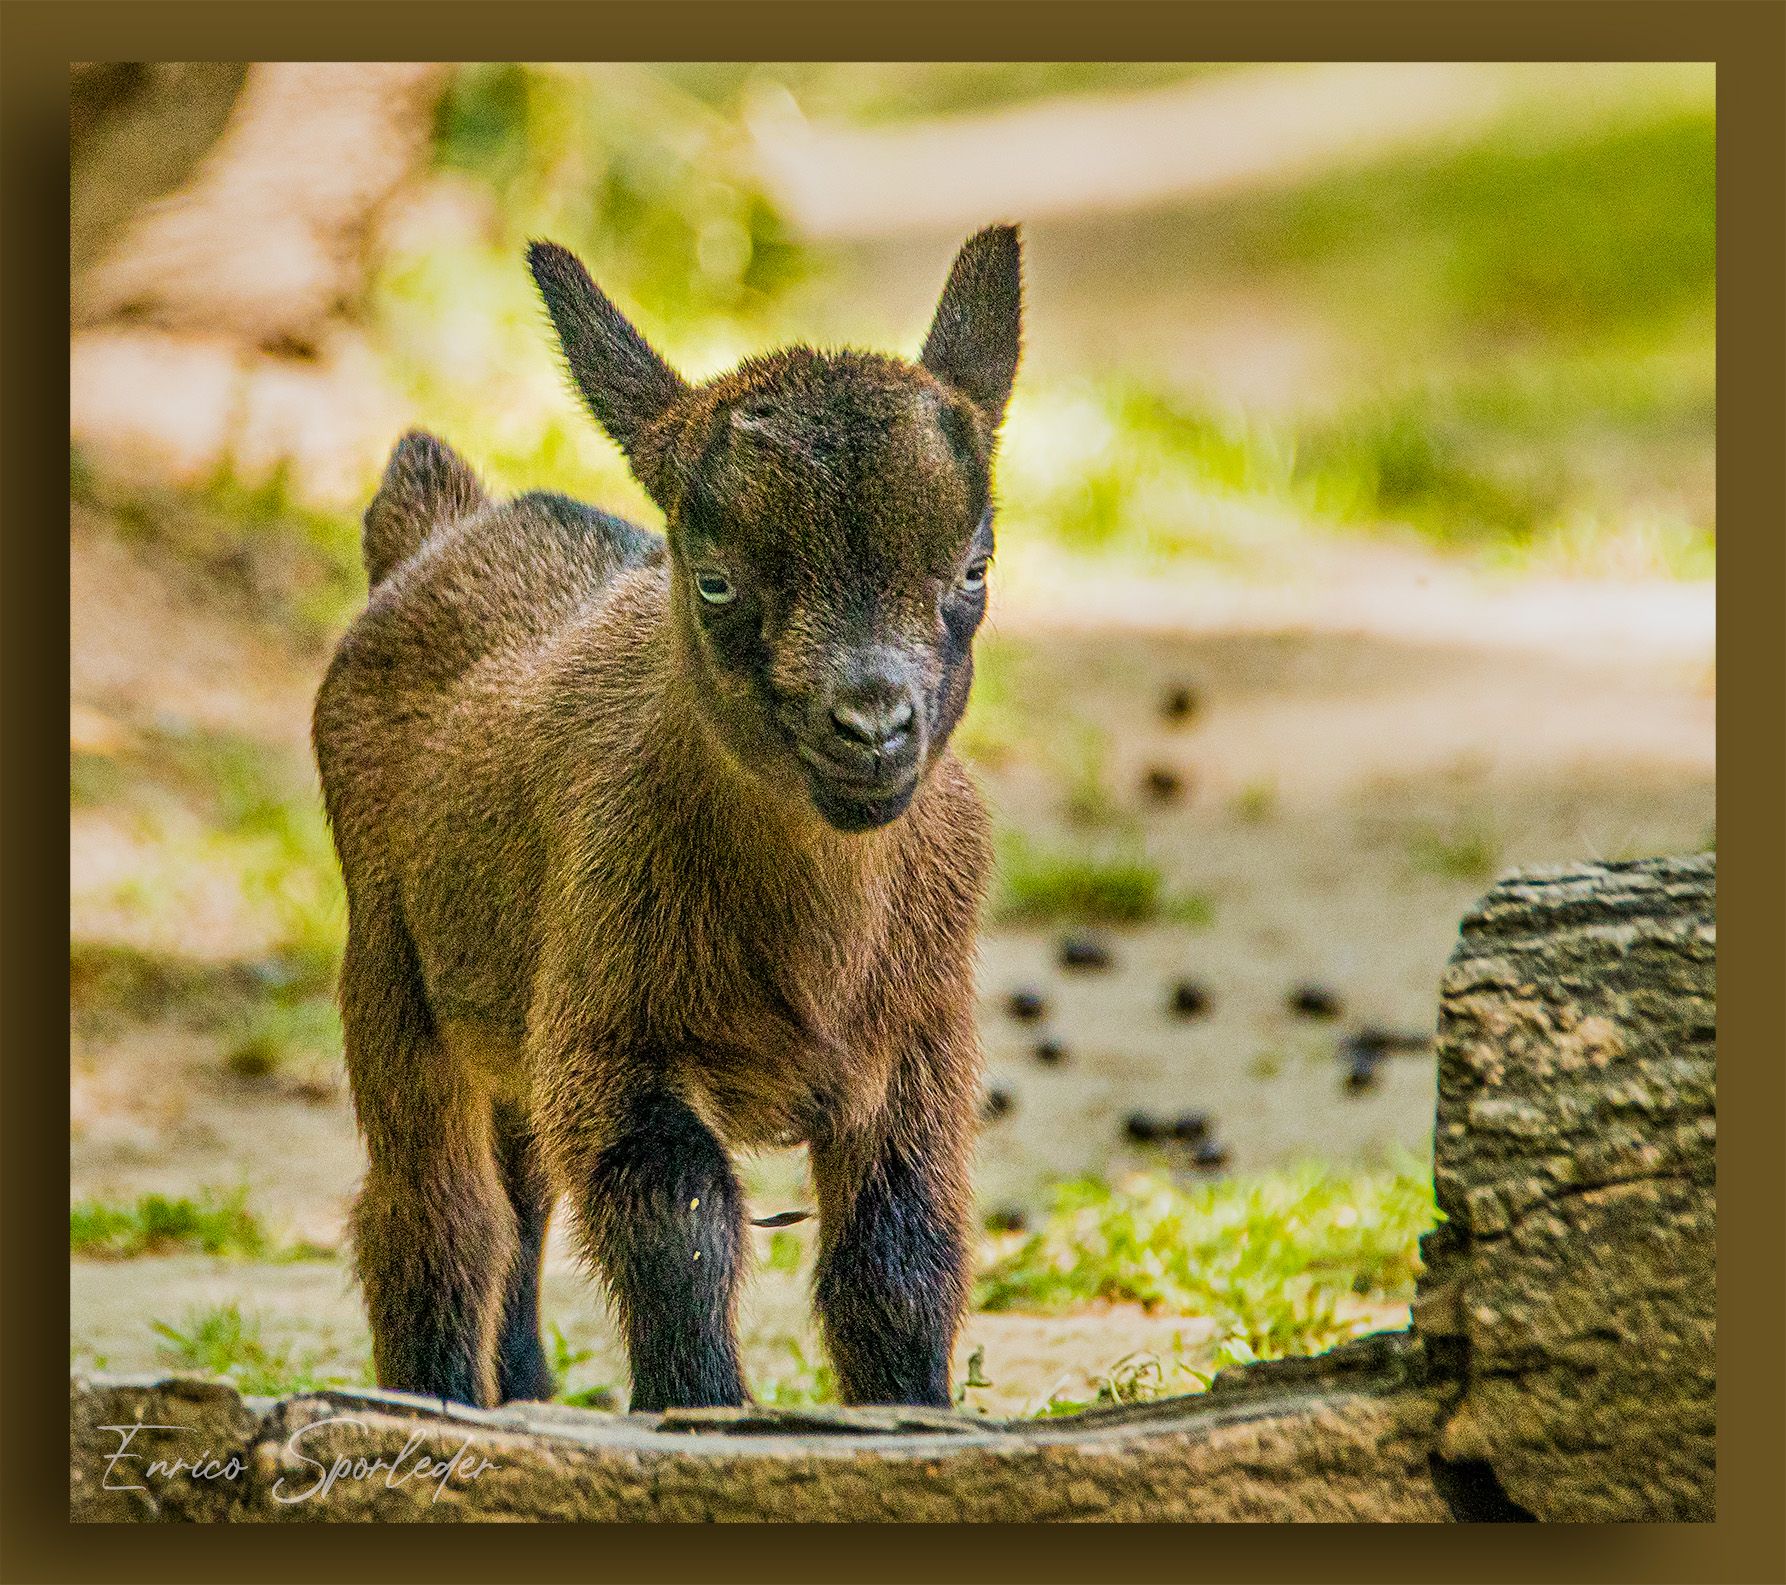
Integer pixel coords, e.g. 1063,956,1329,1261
313,433,666,1025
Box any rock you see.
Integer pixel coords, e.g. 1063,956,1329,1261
1170,1111,1211,1142
981,1087,1014,1123
1004,987,1048,1023
1032,1038,1067,1067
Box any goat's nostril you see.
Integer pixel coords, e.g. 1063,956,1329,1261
830,698,915,749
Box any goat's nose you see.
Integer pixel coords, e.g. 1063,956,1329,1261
829,693,916,752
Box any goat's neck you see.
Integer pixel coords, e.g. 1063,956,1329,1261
656,631,895,899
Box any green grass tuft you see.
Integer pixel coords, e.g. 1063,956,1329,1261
756,1339,838,1408
764,1228,805,1274
70,1187,330,1262
224,997,343,1079
1230,782,1280,824
149,1304,356,1397
992,831,1212,926
72,1187,270,1260
993,836,1162,924
1407,818,1503,882
975,1160,1439,1369
545,1323,618,1408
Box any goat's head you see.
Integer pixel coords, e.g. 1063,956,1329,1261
529,226,1022,833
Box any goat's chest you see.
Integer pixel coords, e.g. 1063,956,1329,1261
648,859,901,1146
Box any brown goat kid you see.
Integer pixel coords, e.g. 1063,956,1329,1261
312,227,1023,1412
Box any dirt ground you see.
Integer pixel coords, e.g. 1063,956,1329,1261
69,506,1714,1414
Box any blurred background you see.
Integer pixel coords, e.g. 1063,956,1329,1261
70,61,1715,1414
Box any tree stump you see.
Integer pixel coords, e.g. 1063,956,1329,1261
1414,854,1716,1521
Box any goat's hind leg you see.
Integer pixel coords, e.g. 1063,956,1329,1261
341,901,515,1407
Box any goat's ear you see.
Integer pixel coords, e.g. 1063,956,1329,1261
527,240,690,493
920,224,1023,430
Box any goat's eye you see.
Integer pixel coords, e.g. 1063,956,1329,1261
957,558,990,594
695,570,736,606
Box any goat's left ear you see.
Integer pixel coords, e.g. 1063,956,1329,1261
920,224,1023,430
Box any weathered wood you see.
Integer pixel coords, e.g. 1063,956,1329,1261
1414,853,1716,1521
68,1336,1454,1523
68,855,1715,1522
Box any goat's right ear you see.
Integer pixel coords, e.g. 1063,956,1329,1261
527,240,690,496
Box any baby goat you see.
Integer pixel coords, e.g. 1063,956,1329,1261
312,226,1022,1411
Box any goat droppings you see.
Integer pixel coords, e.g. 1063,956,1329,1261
1058,933,1114,972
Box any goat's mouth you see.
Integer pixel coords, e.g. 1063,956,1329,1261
795,742,921,832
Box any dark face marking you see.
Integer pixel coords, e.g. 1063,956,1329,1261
667,351,993,832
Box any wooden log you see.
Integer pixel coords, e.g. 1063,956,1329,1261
1414,853,1716,1521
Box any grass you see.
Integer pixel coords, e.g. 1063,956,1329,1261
223,997,343,1080
74,460,365,646
756,1339,838,1409
1001,340,1714,576
548,1324,619,1409
992,830,1213,927
149,1304,356,1397
1031,1349,1208,1417
764,1228,805,1274
952,637,1028,771
71,718,345,1013
70,1187,330,1262
1267,106,1716,340
108,1163,1435,1411
975,1160,1439,1371
1230,781,1280,824
72,1188,269,1260
1407,818,1504,882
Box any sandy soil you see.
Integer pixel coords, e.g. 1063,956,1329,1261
69,509,1714,1411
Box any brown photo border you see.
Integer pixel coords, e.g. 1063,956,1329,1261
5,3,1780,1581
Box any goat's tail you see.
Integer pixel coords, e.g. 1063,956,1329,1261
362,431,487,587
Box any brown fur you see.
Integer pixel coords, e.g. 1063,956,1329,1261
313,227,1022,1410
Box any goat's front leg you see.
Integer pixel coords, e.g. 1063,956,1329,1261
548,1073,749,1413
810,1052,976,1407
